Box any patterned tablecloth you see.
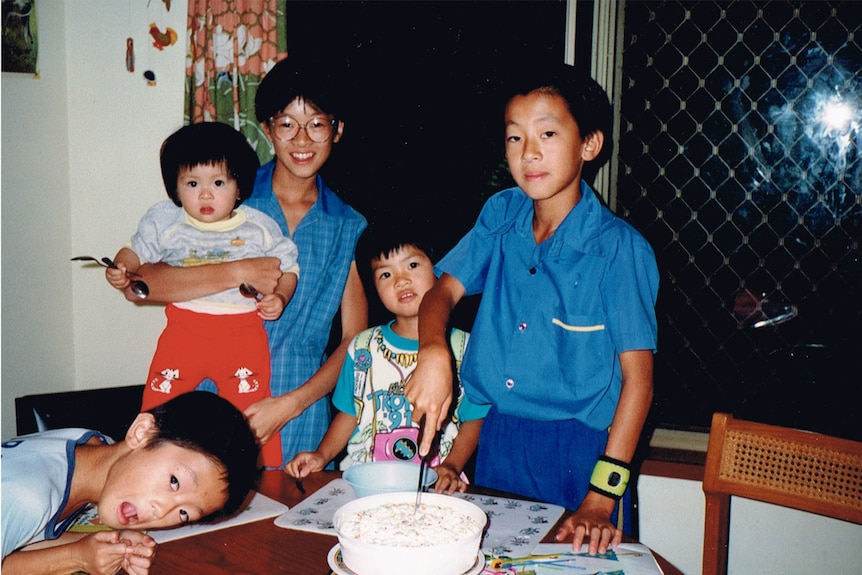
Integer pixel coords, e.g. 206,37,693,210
274,478,566,557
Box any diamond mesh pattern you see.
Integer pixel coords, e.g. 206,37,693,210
720,429,862,508
617,1,861,438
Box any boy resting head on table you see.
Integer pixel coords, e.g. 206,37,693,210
284,221,488,494
2,391,260,575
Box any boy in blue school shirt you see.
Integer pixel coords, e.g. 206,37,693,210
407,63,659,555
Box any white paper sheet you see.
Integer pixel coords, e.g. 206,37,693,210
150,491,289,543
70,491,290,543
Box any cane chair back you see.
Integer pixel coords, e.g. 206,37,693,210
702,412,862,575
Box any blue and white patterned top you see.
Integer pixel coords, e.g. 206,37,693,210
244,162,367,460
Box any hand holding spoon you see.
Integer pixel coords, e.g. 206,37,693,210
71,256,149,299
239,283,264,301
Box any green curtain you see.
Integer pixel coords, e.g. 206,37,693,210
184,0,287,163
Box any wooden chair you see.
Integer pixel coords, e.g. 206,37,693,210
702,412,862,575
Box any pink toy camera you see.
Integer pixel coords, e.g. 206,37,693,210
372,426,420,463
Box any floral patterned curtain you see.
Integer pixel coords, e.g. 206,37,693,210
185,0,287,163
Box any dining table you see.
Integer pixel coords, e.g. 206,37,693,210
147,470,683,575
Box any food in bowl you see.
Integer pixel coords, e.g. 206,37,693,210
334,492,486,575
339,500,479,546
342,461,437,498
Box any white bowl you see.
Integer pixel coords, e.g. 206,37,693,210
342,461,437,498
333,491,486,575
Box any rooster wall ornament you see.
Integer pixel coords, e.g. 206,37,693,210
148,22,177,50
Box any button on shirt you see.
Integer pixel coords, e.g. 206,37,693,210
436,183,659,429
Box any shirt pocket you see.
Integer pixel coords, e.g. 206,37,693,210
550,314,610,388
551,317,606,333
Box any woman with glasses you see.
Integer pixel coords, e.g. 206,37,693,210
240,57,368,465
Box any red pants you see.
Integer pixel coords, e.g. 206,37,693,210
141,304,283,467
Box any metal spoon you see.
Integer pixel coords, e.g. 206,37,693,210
102,257,149,299
239,282,264,301
71,256,149,299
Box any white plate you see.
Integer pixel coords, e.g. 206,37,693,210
327,544,485,575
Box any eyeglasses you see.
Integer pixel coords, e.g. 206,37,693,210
268,114,337,143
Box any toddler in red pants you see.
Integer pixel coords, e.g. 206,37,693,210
107,122,299,468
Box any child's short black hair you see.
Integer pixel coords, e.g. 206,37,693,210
255,56,346,123
355,218,436,290
506,62,614,179
146,391,260,521
160,122,260,208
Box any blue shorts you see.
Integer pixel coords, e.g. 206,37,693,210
475,407,632,534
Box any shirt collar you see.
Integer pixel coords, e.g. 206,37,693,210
514,180,604,256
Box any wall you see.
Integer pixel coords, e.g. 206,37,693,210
1,0,188,440
638,471,862,574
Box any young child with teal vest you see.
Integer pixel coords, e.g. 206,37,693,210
285,222,487,494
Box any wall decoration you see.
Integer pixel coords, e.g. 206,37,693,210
125,37,134,72
2,0,37,74
148,22,177,50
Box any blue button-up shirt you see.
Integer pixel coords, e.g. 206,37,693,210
436,183,658,429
